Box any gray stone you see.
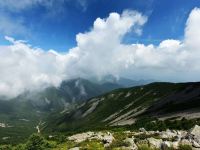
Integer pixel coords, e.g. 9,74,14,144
161,141,172,150
125,138,138,150
192,140,200,148
69,147,79,150
148,137,163,149
190,125,200,138
180,139,192,146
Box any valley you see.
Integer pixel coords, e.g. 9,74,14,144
1,80,200,150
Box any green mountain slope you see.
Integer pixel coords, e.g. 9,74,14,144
0,99,46,144
44,82,200,133
0,78,121,144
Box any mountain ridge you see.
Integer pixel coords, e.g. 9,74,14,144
44,81,200,133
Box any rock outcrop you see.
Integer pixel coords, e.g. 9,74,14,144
68,131,114,147
67,125,200,150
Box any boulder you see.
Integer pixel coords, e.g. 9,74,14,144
148,137,163,149
188,125,200,147
192,140,200,148
124,138,138,150
180,139,192,146
160,129,177,139
68,132,94,142
190,125,200,138
171,141,179,149
69,147,79,150
177,130,188,137
68,131,114,147
161,141,172,150
102,134,114,147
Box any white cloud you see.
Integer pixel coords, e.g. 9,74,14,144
0,8,200,98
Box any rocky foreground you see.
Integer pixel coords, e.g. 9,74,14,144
67,125,200,150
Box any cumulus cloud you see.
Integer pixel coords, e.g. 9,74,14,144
0,8,200,98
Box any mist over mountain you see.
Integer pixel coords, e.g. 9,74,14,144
1,0,200,149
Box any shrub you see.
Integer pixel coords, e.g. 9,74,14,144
178,144,192,150
108,140,130,149
25,134,47,150
78,140,104,150
138,144,153,150
13,144,26,150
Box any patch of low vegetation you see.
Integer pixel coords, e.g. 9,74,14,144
106,131,130,149
128,117,200,131
107,140,130,149
137,144,159,150
0,133,58,150
178,144,192,150
78,140,104,150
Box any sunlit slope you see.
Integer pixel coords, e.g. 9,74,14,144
45,82,200,132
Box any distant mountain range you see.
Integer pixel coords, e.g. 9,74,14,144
93,74,154,87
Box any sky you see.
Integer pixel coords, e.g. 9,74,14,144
0,0,199,50
0,0,200,98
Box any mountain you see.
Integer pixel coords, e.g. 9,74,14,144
0,99,46,144
24,78,122,112
0,78,122,144
94,75,154,87
44,82,200,132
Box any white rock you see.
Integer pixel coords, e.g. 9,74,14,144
69,147,79,150
171,141,179,149
148,137,163,149
192,140,200,148
160,129,177,139
68,131,114,147
177,130,188,137
161,141,172,150
125,138,138,150
139,128,146,133
102,134,114,147
190,125,200,139
180,139,192,146
68,132,95,142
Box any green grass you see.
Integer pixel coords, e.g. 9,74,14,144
137,144,159,150
178,145,192,150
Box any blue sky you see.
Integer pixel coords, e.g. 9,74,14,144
0,0,199,51
1,0,200,97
